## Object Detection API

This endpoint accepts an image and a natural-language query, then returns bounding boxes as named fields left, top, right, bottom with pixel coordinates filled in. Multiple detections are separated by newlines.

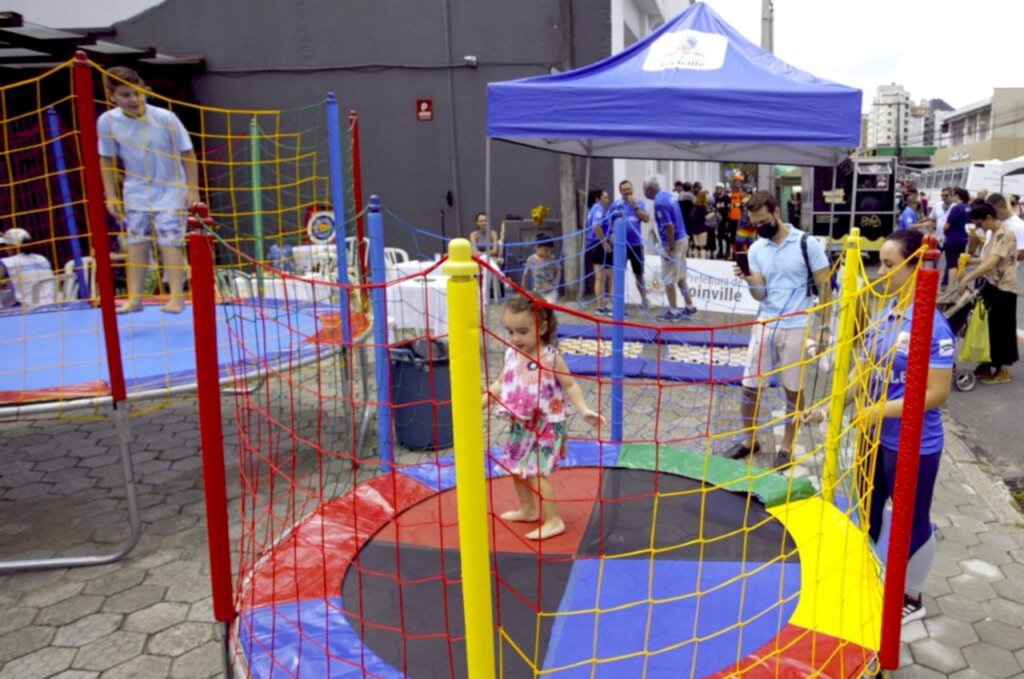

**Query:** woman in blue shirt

left=807, top=229, right=953, bottom=624
left=941, top=187, right=971, bottom=289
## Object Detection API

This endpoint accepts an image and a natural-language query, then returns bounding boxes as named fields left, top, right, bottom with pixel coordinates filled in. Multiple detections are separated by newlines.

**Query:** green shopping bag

left=958, top=302, right=991, bottom=363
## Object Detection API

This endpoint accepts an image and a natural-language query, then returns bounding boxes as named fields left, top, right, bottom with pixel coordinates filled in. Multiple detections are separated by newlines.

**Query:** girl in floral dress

left=484, top=294, right=605, bottom=540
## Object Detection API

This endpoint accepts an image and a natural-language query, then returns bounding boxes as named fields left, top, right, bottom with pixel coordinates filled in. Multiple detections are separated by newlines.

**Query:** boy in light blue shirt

left=98, top=66, right=198, bottom=314
left=730, top=191, right=833, bottom=464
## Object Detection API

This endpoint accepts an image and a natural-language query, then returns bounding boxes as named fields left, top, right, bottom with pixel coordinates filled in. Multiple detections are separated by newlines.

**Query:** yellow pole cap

left=443, top=238, right=478, bottom=277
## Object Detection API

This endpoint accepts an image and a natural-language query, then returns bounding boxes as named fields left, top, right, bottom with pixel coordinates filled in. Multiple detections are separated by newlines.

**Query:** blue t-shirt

left=585, top=202, right=606, bottom=247
left=747, top=226, right=829, bottom=329
left=653, top=190, right=686, bottom=245
left=899, top=206, right=917, bottom=230
left=604, top=198, right=645, bottom=246
left=863, top=304, right=955, bottom=455
left=943, top=203, right=970, bottom=247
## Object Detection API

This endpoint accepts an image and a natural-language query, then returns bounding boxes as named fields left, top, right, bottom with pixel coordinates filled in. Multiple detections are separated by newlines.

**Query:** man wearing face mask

left=728, top=191, right=833, bottom=466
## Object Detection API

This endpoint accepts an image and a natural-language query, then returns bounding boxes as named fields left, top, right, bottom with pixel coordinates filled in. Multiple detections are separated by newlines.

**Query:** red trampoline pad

left=372, top=467, right=603, bottom=556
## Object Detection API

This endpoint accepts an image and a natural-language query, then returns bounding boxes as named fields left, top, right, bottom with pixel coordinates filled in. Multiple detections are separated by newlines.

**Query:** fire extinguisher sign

left=416, top=99, right=433, bottom=121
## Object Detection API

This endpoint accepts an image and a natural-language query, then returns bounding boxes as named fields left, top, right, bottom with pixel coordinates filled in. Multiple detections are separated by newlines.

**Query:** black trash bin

left=389, top=338, right=453, bottom=450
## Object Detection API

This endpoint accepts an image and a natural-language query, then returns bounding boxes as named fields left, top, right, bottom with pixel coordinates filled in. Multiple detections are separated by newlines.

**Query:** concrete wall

left=112, top=0, right=614, bottom=255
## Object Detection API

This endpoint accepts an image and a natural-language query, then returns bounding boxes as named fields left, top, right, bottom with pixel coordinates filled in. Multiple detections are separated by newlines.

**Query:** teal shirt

left=748, top=226, right=829, bottom=329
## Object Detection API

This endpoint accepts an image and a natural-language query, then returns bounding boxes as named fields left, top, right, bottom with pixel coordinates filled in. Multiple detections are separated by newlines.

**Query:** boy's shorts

left=124, top=210, right=185, bottom=247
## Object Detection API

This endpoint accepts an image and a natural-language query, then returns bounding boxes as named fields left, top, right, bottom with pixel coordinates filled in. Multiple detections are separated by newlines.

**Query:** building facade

left=932, top=89, right=1024, bottom=166
left=867, top=84, right=910, bottom=148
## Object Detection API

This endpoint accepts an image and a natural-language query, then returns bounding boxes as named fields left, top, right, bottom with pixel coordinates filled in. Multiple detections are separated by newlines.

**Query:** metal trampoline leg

left=0, top=406, right=141, bottom=572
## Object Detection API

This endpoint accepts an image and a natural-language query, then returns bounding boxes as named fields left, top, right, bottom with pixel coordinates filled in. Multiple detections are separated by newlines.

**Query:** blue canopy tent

left=483, top=2, right=862, bottom=441
left=485, top=2, right=862, bottom=165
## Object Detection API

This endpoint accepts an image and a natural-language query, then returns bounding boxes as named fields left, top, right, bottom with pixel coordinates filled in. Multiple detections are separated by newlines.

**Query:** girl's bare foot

left=161, top=300, right=185, bottom=314
left=500, top=509, right=538, bottom=522
left=525, top=518, right=565, bottom=540
left=116, top=301, right=143, bottom=314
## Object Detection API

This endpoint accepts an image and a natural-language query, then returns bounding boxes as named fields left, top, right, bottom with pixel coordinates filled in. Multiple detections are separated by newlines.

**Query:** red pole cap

left=922, top=234, right=940, bottom=261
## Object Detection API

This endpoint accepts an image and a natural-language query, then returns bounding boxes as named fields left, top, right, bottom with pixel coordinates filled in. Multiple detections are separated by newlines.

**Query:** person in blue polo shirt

left=731, top=191, right=833, bottom=464
left=603, top=179, right=650, bottom=311
left=585, top=189, right=613, bottom=315
left=806, top=228, right=954, bottom=624
left=899, top=190, right=921, bottom=230
left=644, top=177, right=696, bottom=320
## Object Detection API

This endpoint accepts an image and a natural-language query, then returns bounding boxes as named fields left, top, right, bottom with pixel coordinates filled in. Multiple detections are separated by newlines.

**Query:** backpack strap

left=800, top=232, right=816, bottom=297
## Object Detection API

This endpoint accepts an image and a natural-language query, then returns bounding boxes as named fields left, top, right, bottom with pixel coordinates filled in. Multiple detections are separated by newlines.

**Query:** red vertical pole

left=879, top=241, right=940, bottom=669
left=73, top=52, right=126, bottom=404
left=189, top=232, right=235, bottom=624
left=348, top=110, right=367, bottom=286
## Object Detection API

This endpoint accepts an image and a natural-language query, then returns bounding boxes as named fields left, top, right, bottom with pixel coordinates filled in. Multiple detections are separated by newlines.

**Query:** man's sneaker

left=657, top=310, right=679, bottom=321
left=723, top=441, right=761, bottom=460
left=902, top=595, right=925, bottom=624
left=981, top=367, right=1011, bottom=385
left=679, top=306, right=698, bottom=317
left=595, top=307, right=611, bottom=316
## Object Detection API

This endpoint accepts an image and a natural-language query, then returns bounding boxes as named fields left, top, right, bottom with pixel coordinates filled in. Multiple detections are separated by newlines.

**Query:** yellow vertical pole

left=822, top=227, right=862, bottom=502
left=443, top=238, right=496, bottom=678
left=957, top=252, right=969, bottom=279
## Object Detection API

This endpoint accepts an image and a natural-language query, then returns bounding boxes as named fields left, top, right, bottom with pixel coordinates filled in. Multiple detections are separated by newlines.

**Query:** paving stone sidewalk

left=0, top=401, right=1022, bottom=678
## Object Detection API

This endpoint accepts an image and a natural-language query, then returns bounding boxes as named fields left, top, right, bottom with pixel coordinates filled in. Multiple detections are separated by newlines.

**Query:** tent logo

left=643, top=29, right=727, bottom=71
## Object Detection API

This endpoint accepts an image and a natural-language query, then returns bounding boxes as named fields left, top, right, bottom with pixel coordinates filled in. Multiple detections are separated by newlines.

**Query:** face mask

left=756, top=219, right=779, bottom=240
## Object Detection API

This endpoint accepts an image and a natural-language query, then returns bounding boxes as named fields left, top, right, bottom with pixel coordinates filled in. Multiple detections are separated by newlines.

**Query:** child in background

left=98, top=66, right=198, bottom=314
left=485, top=294, right=604, bottom=540
left=521, top=233, right=560, bottom=304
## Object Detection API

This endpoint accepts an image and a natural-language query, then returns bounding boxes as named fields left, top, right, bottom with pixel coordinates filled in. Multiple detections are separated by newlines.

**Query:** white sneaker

left=902, top=595, right=925, bottom=624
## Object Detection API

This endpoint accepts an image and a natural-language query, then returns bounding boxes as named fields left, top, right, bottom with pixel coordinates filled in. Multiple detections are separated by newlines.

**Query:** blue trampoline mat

left=0, top=301, right=329, bottom=400
left=562, top=354, right=746, bottom=383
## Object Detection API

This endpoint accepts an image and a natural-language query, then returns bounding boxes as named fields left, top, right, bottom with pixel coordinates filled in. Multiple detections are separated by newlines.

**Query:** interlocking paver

left=20, top=580, right=85, bottom=608
left=967, top=542, right=1014, bottom=565
left=82, top=568, right=147, bottom=597
left=52, top=613, right=122, bottom=648
left=950, top=669, right=1005, bottom=679
left=939, top=525, right=982, bottom=547
left=974, top=619, right=1024, bottom=652
left=36, top=595, right=105, bottom=626
left=935, top=593, right=988, bottom=622
left=960, top=641, right=1023, bottom=678
left=165, top=577, right=213, bottom=604
left=101, top=584, right=167, bottom=614
left=909, top=636, right=968, bottom=674
left=921, top=616, right=980, bottom=646
left=958, top=557, right=1004, bottom=581
left=98, top=654, right=172, bottom=679
left=147, top=621, right=215, bottom=657
left=49, top=671, right=99, bottom=679
left=947, top=573, right=998, bottom=600
left=123, top=602, right=190, bottom=634
left=0, top=625, right=56, bottom=665
left=892, top=666, right=946, bottom=679
left=169, top=640, right=221, bottom=679
left=0, top=646, right=76, bottom=679
left=71, top=631, right=147, bottom=672
left=0, top=607, right=38, bottom=636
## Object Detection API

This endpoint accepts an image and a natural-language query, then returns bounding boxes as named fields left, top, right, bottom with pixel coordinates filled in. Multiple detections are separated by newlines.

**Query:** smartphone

left=735, top=252, right=750, bottom=276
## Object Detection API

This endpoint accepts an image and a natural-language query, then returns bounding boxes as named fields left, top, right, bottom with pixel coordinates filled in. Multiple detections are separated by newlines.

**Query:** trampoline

left=233, top=441, right=882, bottom=678
left=0, top=300, right=370, bottom=414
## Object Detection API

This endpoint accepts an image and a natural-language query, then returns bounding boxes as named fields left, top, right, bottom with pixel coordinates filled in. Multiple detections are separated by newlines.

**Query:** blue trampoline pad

left=0, top=301, right=328, bottom=402
left=559, top=324, right=749, bottom=348
left=542, top=559, right=801, bottom=677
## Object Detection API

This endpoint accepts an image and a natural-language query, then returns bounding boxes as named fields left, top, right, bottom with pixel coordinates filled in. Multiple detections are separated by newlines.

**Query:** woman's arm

left=960, top=249, right=1002, bottom=286
left=876, top=367, right=952, bottom=419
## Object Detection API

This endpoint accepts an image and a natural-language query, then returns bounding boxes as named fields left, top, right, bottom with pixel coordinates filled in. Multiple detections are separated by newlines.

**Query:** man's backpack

left=800, top=232, right=819, bottom=298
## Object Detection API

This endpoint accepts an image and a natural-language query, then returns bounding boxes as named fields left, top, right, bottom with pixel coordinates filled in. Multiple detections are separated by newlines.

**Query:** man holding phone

left=603, top=179, right=651, bottom=311
left=729, top=191, right=832, bottom=466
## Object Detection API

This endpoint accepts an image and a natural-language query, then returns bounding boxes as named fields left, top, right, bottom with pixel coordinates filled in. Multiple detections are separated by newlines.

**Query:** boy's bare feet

left=500, top=509, right=538, bottom=523
left=525, top=518, right=565, bottom=540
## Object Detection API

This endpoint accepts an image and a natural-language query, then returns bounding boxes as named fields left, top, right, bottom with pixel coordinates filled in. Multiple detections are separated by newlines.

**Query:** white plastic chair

left=383, top=247, right=410, bottom=266
left=59, top=256, right=97, bottom=301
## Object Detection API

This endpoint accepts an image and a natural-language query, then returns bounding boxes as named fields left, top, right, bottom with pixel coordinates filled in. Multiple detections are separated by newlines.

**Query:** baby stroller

left=937, top=285, right=983, bottom=392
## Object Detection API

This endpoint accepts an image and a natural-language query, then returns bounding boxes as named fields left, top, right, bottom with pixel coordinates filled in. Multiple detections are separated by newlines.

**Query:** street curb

left=944, top=424, right=1023, bottom=525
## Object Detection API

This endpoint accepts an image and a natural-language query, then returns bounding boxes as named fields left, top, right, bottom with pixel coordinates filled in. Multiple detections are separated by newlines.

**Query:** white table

left=387, top=276, right=448, bottom=339
left=388, top=259, right=437, bottom=281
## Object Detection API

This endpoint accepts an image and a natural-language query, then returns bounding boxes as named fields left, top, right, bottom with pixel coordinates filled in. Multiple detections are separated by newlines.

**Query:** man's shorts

left=587, top=242, right=611, bottom=269
left=124, top=210, right=185, bottom=247
left=741, top=325, right=808, bottom=393
left=661, top=238, right=689, bottom=285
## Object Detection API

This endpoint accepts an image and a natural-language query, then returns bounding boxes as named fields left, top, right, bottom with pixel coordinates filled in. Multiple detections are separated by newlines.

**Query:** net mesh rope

left=0, top=60, right=356, bottom=419
left=217, top=199, right=921, bottom=677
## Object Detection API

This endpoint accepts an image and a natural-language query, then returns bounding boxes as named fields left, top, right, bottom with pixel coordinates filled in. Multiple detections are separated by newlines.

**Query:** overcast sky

left=7, top=0, right=1019, bottom=112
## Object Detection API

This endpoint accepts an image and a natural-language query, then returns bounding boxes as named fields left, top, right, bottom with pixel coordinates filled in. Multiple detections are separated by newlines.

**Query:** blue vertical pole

left=611, top=210, right=626, bottom=442
left=367, top=196, right=393, bottom=471
left=325, top=93, right=352, bottom=345
left=45, top=108, right=88, bottom=298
